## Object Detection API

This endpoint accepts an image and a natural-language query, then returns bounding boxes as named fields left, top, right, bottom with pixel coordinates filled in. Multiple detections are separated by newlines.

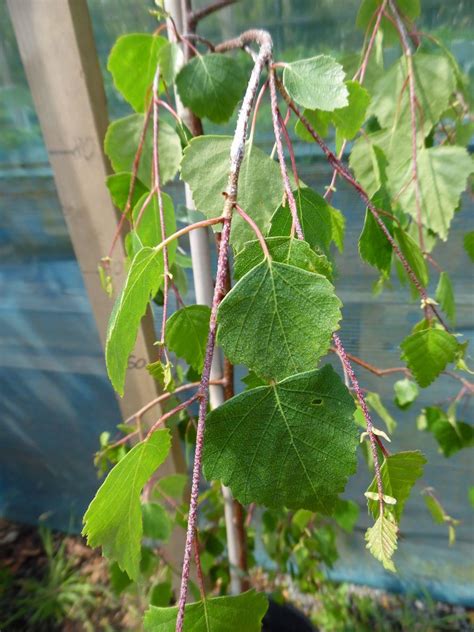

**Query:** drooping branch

left=275, top=78, right=449, bottom=330
left=388, top=0, right=424, bottom=252
left=268, top=67, right=304, bottom=239
left=152, top=67, right=171, bottom=356
left=175, top=31, right=273, bottom=632
left=188, top=0, right=238, bottom=30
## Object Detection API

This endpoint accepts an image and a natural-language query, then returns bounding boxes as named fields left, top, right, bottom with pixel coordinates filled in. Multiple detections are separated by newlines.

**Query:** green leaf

left=365, top=392, right=397, bottom=434
left=369, top=54, right=454, bottom=136
left=283, top=56, right=348, bottom=111
left=435, top=271, right=456, bottom=325
left=109, top=561, right=133, bottom=595
left=131, top=192, right=177, bottom=257
left=147, top=360, right=175, bottom=392
left=422, top=407, right=474, bottom=457
left=394, top=378, right=419, bottom=409
left=106, top=172, right=148, bottom=212
left=365, top=512, right=398, bottom=573
left=203, top=365, right=358, bottom=512
left=180, top=135, right=286, bottom=250
left=157, top=41, right=184, bottom=86
left=387, top=146, right=473, bottom=240
left=400, top=327, right=459, bottom=388
left=142, top=502, right=172, bottom=542
left=82, top=430, right=171, bottom=580
left=366, top=451, right=426, bottom=521
left=358, top=188, right=393, bottom=275
left=357, top=0, right=420, bottom=43
left=294, top=81, right=370, bottom=142
left=154, top=473, right=188, bottom=501
left=144, top=590, right=268, bottom=632
left=269, top=187, right=340, bottom=255
left=106, top=247, right=164, bottom=395
left=464, top=231, right=474, bottom=262
left=393, top=226, right=429, bottom=288
left=233, top=237, right=333, bottom=281
left=108, top=34, right=167, bottom=112
left=330, top=207, right=346, bottom=252
left=176, top=53, right=247, bottom=124
left=349, top=132, right=391, bottom=198
left=331, top=81, right=371, bottom=140
left=165, top=305, right=211, bottom=373
left=424, top=493, right=445, bottom=524
left=295, top=108, right=332, bottom=141
left=217, top=260, right=342, bottom=381
left=105, top=113, right=181, bottom=188
left=150, top=581, right=173, bottom=608
left=334, top=499, right=359, bottom=533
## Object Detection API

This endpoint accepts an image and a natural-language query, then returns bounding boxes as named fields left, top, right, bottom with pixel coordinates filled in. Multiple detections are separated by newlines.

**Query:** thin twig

left=153, top=216, right=225, bottom=254
left=152, top=67, right=171, bottom=356
left=234, top=202, right=270, bottom=259
left=268, top=67, right=304, bottom=239
left=189, top=0, right=237, bottom=29
left=331, top=348, right=410, bottom=378
left=333, top=334, right=385, bottom=514
left=146, top=394, right=200, bottom=439
left=388, top=0, right=424, bottom=252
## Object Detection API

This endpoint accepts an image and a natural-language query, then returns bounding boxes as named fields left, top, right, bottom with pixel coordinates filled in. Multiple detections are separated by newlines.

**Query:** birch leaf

left=82, top=430, right=171, bottom=580
left=105, top=114, right=181, bottom=188
left=283, top=56, right=348, bottom=111
left=400, top=327, right=459, bottom=388
left=180, top=135, right=286, bottom=250
left=217, top=260, right=342, bottom=381
left=144, top=590, right=268, bottom=632
left=106, top=247, right=164, bottom=395
left=365, top=512, right=398, bottom=572
left=176, top=54, right=247, bottom=123
left=203, top=365, right=358, bottom=512
left=165, top=305, right=211, bottom=373
left=366, top=451, right=427, bottom=521
left=435, top=271, right=456, bottom=325
left=108, top=34, right=166, bottom=112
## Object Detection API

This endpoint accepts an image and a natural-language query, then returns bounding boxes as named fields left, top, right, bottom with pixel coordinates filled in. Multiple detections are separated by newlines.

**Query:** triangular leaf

left=464, top=231, right=474, bottom=262
left=369, top=53, right=455, bottom=136
left=283, top=55, right=348, bottom=111
left=422, top=407, right=474, bottom=457
left=435, top=271, right=456, bottom=325
left=203, top=365, right=358, bottom=512
left=331, top=80, right=371, bottom=140
left=393, top=226, right=429, bottom=289
left=358, top=188, right=393, bottom=275
left=365, top=392, right=397, bottom=434
left=131, top=192, right=177, bottom=257
left=387, top=146, right=473, bottom=240
left=365, top=512, right=398, bottom=573
left=106, top=172, right=148, bottom=213
left=366, top=451, right=426, bottom=521
left=105, top=113, right=181, bottom=188
left=82, top=430, right=171, bottom=580
left=142, top=502, right=173, bottom=542
left=394, top=378, right=419, bottom=410
left=144, top=590, right=268, bottom=632
left=106, top=247, right=164, bottom=395
left=157, top=41, right=184, bottom=86
left=180, top=135, right=286, bottom=250
left=400, top=327, right=459, bottom=387
left=233, top=237, right=332, bottom=281
left=176, top=53, right=247, bottom=123
left=108, top=34, right=167, bottom=112
left=217, top=260, right=342, bottom=381
left=269, top=187, right=341, bottom=255
left=165, top=305, right=211, bottom=373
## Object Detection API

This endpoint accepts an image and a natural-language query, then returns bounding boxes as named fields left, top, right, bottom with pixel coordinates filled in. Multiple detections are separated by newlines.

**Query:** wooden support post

left=7, top=0, right=185, bottom=558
